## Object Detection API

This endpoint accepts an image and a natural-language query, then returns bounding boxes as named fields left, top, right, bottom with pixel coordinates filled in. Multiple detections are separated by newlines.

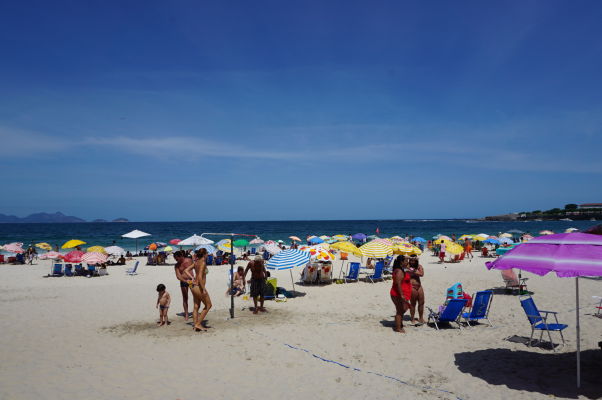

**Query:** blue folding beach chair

left=87, top=264, right=98, bottom=277
left=64, top=264, right=74, bottom=277
left=520, top=296, right=567, bottom=351
left=251, top=248, right=256, bottom=255
left=215, top=256, right=223, bottom=265
left=206, top=255, right=214, bottom=265
left=51, top=263, right=63, bottom=277
left=427, top=298, right=468, bottom=330
left=344, top=262, right=360, bottom=283
left=74, top=264, right=84, bottom=276
left=366, top=261, right=384, bottom=283
left=262, top=251, right=270, bottom=261
left=126, top=261, right=140, bottom=276
left=462, top=290, right=493, bottom=327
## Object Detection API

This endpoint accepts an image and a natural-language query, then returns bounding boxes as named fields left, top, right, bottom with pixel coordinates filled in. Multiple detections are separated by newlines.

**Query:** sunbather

left=187, top=249, right=212, bottom=332
left=408, top=257, right=425, bottom=324
left=390, top=256, right=411, bottom=333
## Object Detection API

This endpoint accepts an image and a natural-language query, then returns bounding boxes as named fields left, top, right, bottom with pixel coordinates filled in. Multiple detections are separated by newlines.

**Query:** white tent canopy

left=121, top=230, right=151, bottom=239
left=178, top=234, right=214, bottom=246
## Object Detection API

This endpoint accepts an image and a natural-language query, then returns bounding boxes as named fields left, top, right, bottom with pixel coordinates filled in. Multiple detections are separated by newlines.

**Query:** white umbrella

left=105, top=246, right=126, bottom=256
left=264, top=243, right=282, bottom=255
left=179, top=234, right=214, bottom=246
left=121, top=230, right=151, bottom=252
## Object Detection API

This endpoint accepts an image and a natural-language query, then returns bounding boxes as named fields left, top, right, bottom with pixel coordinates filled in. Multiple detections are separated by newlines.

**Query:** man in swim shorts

left=174, top=251, right=194, bottom=321
left=244, top=256, right=267, bottom=314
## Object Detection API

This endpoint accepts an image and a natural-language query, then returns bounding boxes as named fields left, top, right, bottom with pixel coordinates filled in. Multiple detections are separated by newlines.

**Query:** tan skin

left=244, top=259, right=267, bottom=314
left=391, top=265, right=410, bottom=333
left=408, top=259, right=425, bottom=324
left=174, top=254, right=194, bottom=321
left=185, top=251, right=212, bottom=332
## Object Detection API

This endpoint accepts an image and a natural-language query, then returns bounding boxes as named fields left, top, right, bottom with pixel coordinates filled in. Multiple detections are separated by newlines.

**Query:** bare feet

left=253, top=309, right=258, bottom=314
left=418, top=319, right=425, bottom=324
left=159, top=321, right=165, bottom=326
left=411, top=319, right=418, bottom=325
left=259, top=307, right=267, bottom=312
left=194, top=326, right=207, bottom=332
left=393, top=328, right=406, bottom=333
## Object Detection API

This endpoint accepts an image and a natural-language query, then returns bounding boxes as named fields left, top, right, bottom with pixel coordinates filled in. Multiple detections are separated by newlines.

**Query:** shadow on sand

left=454, top=348, right=602, bottom=399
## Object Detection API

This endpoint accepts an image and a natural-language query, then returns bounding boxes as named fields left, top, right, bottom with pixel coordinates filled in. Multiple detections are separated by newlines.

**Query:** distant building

left=579, top=203, right=602, bottom=209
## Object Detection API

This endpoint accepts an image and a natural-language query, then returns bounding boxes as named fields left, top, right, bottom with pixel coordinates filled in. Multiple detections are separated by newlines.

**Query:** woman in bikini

left=185, top=248, right=213, bottom=332
left=390, top=255, right=411, bottom=333
left=408, top=257, right=425, bottom=325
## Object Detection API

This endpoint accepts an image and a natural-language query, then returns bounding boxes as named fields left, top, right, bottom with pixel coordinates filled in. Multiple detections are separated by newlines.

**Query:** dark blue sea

left=0, top=219, right=597, bottom=252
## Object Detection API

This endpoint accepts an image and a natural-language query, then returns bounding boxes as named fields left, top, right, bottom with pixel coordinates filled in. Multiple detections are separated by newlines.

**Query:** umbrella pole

left=290, top=269, right=296, bottom=297
left=576, top=277, right=581, bottom=389
left=230, top=235, right=235, bottom=319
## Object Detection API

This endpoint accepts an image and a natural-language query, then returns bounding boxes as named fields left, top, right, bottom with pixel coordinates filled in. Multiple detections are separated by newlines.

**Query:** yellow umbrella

left=434, top=238, right=451, bottom=245
left=500, top=233, right=513, bottom=238
left=163, top=246, right=173, bottom=252
left=62, top=239, right=86, bottom=249
left=330, top=241, right=362, bottom=256
left=319, top=235, right=331, bottom=241
left=35, top=242, right=52, bottom=251
left=332, top=234, right=349, bottom=242
left=87, top=246, right=106, bottom=254
left=458, top=234, right=474, bottom=241
left=217, top=239, right=232, bottom=252
left=473, top=235, right=488, bottom=241
left=445, top=242, right=464, bottom=255
left=359, top=241, right=393, bottom=258
left=392, top=243, right=422, bottom=256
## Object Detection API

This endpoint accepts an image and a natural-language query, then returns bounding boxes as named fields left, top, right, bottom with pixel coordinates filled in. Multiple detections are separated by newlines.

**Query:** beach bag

left=462, top=292, right=473, bottom=308
left=446, top=283, right=463, bottom=300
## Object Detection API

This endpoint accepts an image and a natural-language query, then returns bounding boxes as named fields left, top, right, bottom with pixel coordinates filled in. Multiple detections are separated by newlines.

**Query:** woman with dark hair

left=185, top=248, right=212, bottom=332
left=390, top=255, right=411, bottom=333
left=408, top=257, right=425, bottom=325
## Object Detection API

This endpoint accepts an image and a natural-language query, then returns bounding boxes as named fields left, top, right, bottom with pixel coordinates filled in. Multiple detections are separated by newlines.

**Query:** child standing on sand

left=156, top=284, right=171, bottom=326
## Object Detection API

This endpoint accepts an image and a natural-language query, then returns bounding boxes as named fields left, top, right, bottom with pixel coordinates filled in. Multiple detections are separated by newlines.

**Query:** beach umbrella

left=39, top=251, right=63, bottom=260
left=412, top=237, right=427, bottom=243
left=179, top=234, right=214, bottom=246
left=267, top=249, right=311, bottom=295
left=374, top=238, right=394, bottom=246
left=438, top=235, right=452, bottom=241
left=392, top=242, right=422, bottom=256
left=87, top=246, right=106, bottom=254
left=445, top=242, right=464, bottom=255
left=539, top=230, right=555, bottom=235
left=233, top=239, right=249, bottom=248
left=433, top=238, right=450, bottom=245
left=306, top=235, right=317, bottom=241
left=507, top=229, right=524, bottom=234
left=162, top=246, right=173, bottom=252
left=61, top=239, right=86, bottom=249
left=264, top=243, right=282, bottom=255
left=155, top=242, right=168, bottom=247
left=495, top=243, right=520, bottom=256
left=332, top=234, right=349, bottom=242
left=300, top=246, right=335, bottom=261
left=216, top=239, right=232, bottom=253
left=487, top=233, right=602, bottom=388
left=351, top=233, right=367, bottom=241
left=148, top=243, right=158, bottom=251
left=288, top=236, right=301, bottom=242
left=81, top=251, right=108, bottom=265
left=64, top=250, right=85, bottom=263
left=521, top=234, right=534, bottom=241
left=121, top=229, right=151, bottom=252
left=330, top=241, right=362, bottom=256
left=499, top=237, right=514, bottom=245
left=309, top=237, right=324, bottom=244
left=169, top=239, right=181, bottom=245
left=249, top=236, right=264, bottom=245
left=105, top=246, right=126, bottom=256
left=500, top=233, right=513, bottom=238
left=3, top=242, right=24, bottom=254
left=565, top=228, right=579, bottom=233
left=359, top=241, right=393, bottom=258
left=483, top=238, right=501, bottom=245
left=35, top=242, right=52, bottom=251
left=459, top=234, right=474, bottom=241
left=194, top=244, right=217, bottom=254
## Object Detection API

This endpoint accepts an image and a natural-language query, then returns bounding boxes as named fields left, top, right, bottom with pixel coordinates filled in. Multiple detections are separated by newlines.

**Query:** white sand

left=0, top=253, right=601, bottom=399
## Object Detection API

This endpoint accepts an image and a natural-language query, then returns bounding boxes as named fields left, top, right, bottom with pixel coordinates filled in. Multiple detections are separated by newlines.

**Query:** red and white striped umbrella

left=64, top=250, right=85, bottom=263
left=81, top=252, right=108, bottom=265
left=3, top=242, right=24, bottom=254
left=169, top=239, right=181, bottom=245
left=39, top=251, right=63, bottom=260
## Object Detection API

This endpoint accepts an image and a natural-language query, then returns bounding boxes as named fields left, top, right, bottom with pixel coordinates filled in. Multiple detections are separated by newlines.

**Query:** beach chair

left=215, top=256, right=223, bottom=265
left=74, top=264, right=85, bottom=276
left=319, top=263, right=333, bottom=284
left=126, top=261, right=140, bottom=276
left=264, top=277, right=277, bottom=300
left=262, top=251, right=270, bottom=261
left=366, top=261, right=384, bottom=283
left=520, top=296, right=567, bottom=350
left=251, top=248, right=256, bottom=255
left=427, top=298, right=468, bottom=330
left=344, top=262, right=360, bottom=283
left=50, top=263, right=64, bottom=277
left=0, top=255, right=4, bottom=263
left=87, top=265, right=99, bottom=277
left=302, top=264, right=318, bottom=284
left=501, top=269, right=528, bottom=294
left=462, top=290, right=493, bottom=327
left=206, top=255, right=213, bottom=265
left=64, top=264, right=74, bottom=277
left=594, top=296, right=602, bottom=318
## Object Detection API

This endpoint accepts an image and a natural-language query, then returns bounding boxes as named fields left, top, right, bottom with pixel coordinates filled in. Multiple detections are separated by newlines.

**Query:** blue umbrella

left=267, top=249, right=311, bottom=296
left=309, top=237, right=324, bottom=244
left=483, top=238, right=500, bottom=245
left=351, top=233, right=367, bottom=241
left=413, top=237, right=427, bottom=243
left=499, top=237, right=514, bottom=245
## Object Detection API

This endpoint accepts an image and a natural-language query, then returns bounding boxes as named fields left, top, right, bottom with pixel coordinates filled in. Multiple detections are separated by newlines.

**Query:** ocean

left=0, top=219, right=597, bottom=252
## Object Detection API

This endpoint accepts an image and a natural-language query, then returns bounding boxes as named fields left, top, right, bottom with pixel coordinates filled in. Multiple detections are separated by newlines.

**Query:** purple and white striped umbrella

left=486, top=232, right=602, bottom=277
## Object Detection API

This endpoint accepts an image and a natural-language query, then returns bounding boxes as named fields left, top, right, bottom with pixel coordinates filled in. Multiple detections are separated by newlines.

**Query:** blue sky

left=1, top=1, right=601, bottom=221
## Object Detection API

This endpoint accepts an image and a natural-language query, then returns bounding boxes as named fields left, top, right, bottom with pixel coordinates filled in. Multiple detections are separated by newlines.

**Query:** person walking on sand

left=390, top=255, right=411, bottom=333
left=408, top=257, right=425, bottom=325
left=173, top=251, right=194, bottom=321
left=438, top=241, right=446, bottom=263
left=244, top=256, right=267, bottom=314
left=185, top=249, right=213, bottom=332
left=156, top=284, right=171, bottom=326
left=463, top=238, right=473, bottom=261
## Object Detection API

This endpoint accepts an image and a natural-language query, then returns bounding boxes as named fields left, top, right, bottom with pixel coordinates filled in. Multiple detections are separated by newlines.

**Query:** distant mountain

left=112, top=218, right=129, bottom=222
left=0, top=212, right=86, bottom=223
left=92, top=219, right=108, bottom=223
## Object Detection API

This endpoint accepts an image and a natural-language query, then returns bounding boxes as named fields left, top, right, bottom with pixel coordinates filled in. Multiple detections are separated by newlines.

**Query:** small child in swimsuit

left=156, top=283, right=171, bottom=326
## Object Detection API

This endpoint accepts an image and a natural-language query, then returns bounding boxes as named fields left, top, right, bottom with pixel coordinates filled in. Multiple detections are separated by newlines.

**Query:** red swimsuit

left=390, top=270, right=412, bottom=299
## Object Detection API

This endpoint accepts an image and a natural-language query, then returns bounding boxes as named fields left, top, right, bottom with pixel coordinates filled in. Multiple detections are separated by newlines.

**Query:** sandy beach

left=0, top=252, right=601, bottom=400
